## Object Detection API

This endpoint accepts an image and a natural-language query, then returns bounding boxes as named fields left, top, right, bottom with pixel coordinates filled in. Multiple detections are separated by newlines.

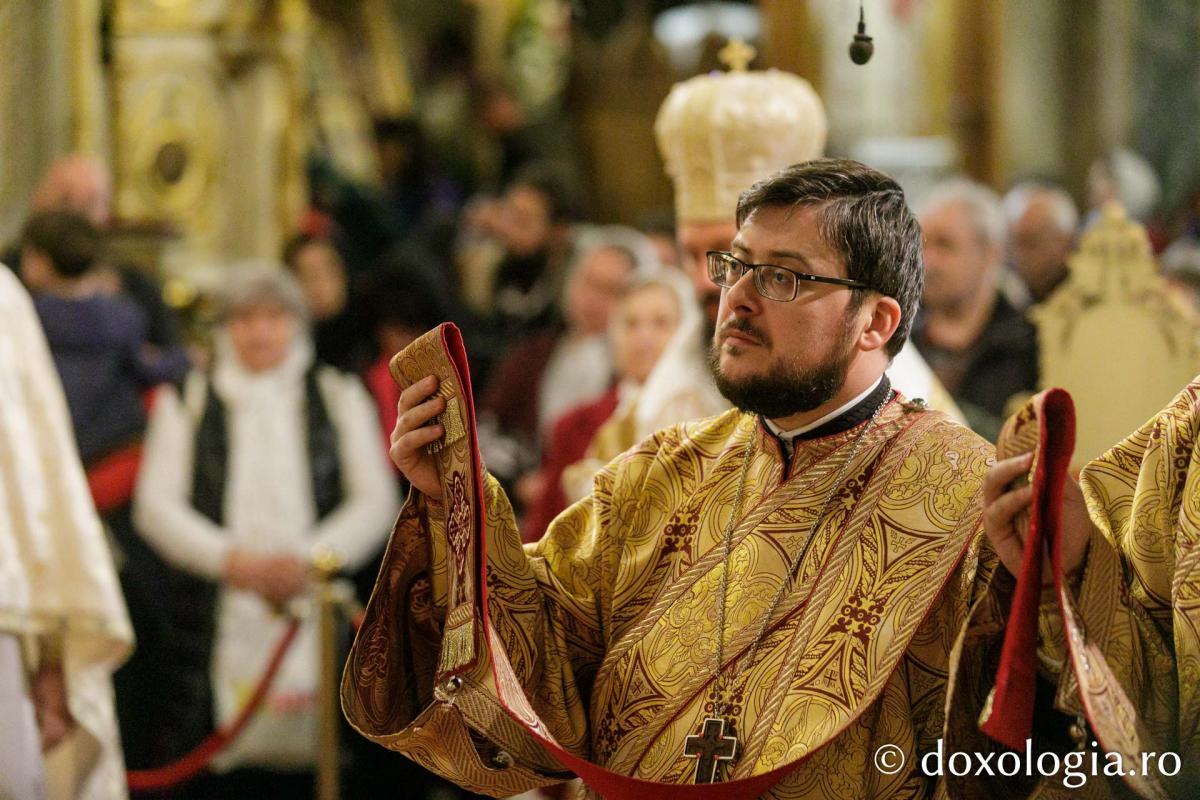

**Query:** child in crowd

left=20, top=210, right=189, bottom=465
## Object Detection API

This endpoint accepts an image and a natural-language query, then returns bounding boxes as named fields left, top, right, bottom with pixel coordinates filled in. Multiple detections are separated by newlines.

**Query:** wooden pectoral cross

left=683, top=717, right=738, bottom=784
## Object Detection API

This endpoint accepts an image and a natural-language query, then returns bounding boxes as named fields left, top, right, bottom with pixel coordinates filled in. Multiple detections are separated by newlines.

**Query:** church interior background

left=6, top=0, right=1198, bottom=420
left=6, top=0, right=1199, bottom=265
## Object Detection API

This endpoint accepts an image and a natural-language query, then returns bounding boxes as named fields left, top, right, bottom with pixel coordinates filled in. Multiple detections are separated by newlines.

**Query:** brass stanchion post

left=314, top=550, right=342, bottom=800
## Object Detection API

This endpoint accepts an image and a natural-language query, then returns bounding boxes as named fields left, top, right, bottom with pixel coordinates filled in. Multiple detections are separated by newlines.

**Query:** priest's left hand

left=31, top=664, right=74, bottom=751
left=983, top=453, right=1093, bottom=587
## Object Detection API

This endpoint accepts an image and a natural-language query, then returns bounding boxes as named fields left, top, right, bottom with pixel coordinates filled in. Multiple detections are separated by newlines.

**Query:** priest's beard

left=708, top=315, right=858, bottom=420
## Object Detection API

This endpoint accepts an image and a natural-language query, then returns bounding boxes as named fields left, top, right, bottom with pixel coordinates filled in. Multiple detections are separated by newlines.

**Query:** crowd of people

left=3, top=64, right=1200, bottom=800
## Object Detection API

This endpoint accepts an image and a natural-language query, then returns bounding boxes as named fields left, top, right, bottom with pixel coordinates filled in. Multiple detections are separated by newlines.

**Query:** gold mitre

left=655, top=40, right=827, bottom=223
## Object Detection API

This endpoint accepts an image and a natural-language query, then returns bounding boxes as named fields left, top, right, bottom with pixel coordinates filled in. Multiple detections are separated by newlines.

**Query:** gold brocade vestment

left=344, top=399, right=997, bottom=799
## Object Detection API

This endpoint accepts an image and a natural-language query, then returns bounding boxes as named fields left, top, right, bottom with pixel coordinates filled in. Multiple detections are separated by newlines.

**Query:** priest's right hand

left=390, top=374, right=445, bottom=500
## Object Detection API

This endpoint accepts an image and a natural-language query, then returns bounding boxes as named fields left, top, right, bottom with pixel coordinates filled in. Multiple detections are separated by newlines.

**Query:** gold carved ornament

left=1031, top=202, right=1200, bottom=469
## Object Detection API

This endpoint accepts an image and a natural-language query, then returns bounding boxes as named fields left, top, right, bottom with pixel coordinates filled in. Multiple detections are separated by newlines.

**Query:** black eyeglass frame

left=706, top=250, right=873, bottom=302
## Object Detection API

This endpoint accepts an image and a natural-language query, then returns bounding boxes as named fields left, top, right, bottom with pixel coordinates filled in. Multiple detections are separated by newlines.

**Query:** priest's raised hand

left=390, top=374, right=447, bottom=499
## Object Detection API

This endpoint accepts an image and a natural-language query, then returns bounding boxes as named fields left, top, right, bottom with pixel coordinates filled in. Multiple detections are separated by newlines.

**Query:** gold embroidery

left=428, top=380, right=466, bottom=453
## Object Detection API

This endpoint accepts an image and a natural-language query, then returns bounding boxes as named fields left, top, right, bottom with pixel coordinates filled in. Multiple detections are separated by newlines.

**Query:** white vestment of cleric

left=0, top=264, right=134, bottom=800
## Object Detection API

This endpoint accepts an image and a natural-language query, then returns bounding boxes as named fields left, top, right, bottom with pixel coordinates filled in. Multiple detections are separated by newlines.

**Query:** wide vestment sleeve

left=942, top=379, right=1200, bottom=799
left=342, top=434, right=650, bottom=796
left=1066, top=379, right=1200, bottom=796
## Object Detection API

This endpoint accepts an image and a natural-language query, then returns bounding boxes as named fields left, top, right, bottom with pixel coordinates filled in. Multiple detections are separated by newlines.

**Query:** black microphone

left=849, top=3, right=874, bottom=65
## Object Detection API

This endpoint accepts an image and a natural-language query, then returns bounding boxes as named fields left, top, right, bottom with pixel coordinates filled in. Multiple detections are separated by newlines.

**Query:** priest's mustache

left=718, top=318, right=769, bottom=347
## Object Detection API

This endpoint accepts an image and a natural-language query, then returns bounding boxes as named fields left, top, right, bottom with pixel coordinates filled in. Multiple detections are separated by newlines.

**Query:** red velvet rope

left=126, top=619, right=302, bottom=793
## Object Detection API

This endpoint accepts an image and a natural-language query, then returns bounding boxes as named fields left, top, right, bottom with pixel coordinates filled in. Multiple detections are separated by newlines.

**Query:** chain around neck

left=711, top=399, right=888, bottom=722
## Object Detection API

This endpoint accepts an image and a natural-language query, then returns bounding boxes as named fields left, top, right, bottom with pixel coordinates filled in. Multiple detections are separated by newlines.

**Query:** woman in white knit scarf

left=133, top=267, right=398, bottom=795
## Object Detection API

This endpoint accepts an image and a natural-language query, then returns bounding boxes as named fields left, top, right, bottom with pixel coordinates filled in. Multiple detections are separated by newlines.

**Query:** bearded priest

left=634, top=43, right=961, bottom=446
left=342, top=159, right=1018, bottom=799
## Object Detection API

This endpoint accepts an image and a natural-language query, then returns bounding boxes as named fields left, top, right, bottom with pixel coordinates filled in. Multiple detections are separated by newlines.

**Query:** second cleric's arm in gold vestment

left=344, top=396, right=1002, bottom=799
left=944, top=378, right=1200, bottom=799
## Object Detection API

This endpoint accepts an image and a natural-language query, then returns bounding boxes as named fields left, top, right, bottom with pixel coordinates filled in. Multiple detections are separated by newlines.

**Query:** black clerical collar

left=764, top=375, right=893, bottom=444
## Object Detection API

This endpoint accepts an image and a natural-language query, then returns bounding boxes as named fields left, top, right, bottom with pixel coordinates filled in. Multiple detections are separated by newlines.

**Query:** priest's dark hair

left=735, top=158, right=923, bottom=358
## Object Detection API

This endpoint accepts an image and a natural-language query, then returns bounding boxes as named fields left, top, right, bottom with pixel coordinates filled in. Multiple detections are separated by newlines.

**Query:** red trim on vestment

left=980, top=389, right=1075, bottom=750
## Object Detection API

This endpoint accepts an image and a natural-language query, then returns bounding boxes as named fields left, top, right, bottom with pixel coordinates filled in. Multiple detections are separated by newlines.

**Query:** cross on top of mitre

left=719, top=38, right=757, bottom=72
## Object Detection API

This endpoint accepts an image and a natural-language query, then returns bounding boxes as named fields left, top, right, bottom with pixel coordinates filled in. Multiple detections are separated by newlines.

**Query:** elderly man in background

left=0, top=263, right=134, bottom=800
left=1002, top=181, right=1079, bottom=307
left=913, top=178, right=1039, bottom=439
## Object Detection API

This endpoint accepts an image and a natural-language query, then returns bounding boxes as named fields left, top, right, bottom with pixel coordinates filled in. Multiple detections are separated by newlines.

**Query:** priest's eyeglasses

left=706, top=251, right=871, bottom=302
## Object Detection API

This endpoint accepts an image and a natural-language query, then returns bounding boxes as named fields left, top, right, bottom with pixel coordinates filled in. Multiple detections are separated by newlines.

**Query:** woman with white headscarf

left=132, top=267, right=397, bottom=795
